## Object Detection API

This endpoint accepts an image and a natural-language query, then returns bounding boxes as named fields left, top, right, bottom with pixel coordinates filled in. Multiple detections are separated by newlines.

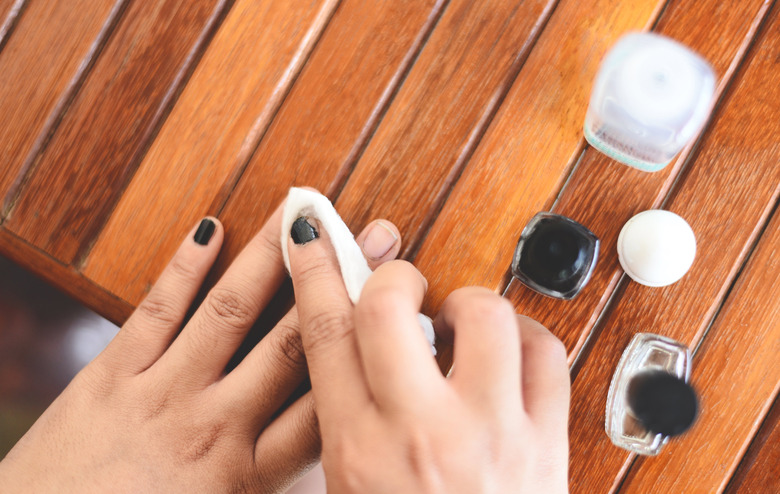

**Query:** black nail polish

left=193, top=218, right=216, bottom=245
left=291, top=216, right=319, bottom=245
left=511, top=212, right=599, bottom=299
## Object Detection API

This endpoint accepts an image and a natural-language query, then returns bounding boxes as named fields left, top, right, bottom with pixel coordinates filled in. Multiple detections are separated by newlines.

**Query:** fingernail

left=362, top=221, right=398, bottom=260
left=291, top=217, right=319, bottom=245
left=193, top=218, right=215, bottom=245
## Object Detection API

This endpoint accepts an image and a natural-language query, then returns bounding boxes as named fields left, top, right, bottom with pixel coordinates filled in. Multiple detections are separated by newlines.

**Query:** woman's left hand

left=0, top=197, right=402, bottom=493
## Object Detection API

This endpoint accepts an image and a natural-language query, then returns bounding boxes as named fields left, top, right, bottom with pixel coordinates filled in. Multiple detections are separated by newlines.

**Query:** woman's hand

left=0, top=199, right=403, bottom=493
left=287, top=216, right=570, bottom=493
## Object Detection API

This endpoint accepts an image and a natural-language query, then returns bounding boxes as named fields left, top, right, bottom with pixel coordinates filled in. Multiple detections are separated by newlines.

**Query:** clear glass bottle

left=605, top=333, right=697, bottom=455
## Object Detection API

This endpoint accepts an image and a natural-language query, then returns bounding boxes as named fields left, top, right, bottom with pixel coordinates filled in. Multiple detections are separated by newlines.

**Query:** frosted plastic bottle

left=585, top=33, right=715, bottom=172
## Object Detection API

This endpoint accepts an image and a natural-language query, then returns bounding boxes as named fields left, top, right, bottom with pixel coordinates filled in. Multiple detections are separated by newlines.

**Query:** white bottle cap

left=617, top=210, right=696, bottom=287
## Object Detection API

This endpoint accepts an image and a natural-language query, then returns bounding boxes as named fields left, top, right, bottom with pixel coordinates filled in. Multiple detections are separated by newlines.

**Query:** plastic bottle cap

left=617, top=210, right=696, bottom=287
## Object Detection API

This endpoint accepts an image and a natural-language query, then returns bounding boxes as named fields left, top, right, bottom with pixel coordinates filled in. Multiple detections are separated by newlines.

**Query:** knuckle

left=203, top=286, right=256, bottom=330
left=304, top=309, right=353, bottom=352
left=532, top=334, right=568, bottom=366
left=73, top=364, right=118, bottom=401
left=136, top=296, right=181, bottom=326
left=169, top=255, right=201, bottom=284
left=293, top=396, right=321, bottom=452
left=249, top=228, right=282, bottom=261
left=294, top=254, right=332, bottom=285
left=459, top=292, right=515, bottom=323
left=272, top=324, right=307, bottom=374
left=183, top=422, right=226, bottom=463
left=357, top=285, right=410, bottom=320
left=141, top=386, right=173, bottom=421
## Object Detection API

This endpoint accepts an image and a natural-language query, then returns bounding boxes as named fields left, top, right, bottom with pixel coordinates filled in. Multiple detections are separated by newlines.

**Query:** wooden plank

left=410, top=0, right=666, bottom=315
left=619, top=206, right=780, bottom=491
left=725, top=396, right=780, bottom=494
left=5, top=0, right=232, bottom=264
left=0, top=0, right=25, bottom=49
left=0, top=228, right=133, bottom=325
left=565, top=4, right=780, bottom=490
left=4, top=0, right=231, bottom=265
left=333, top=0, right=557, bottom=249
left=503, top=0, right=772, bottom=362
left=214, top=0, right=447, bottom=276
left=82, top=0, right=340, bottom=304
left=0, top=0, right=125, bottom=205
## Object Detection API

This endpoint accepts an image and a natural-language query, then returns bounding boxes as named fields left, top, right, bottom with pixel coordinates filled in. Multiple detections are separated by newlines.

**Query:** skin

left=0, top=192, right=570, bottom=492
left=0, top=201, right=403, bottom=493
left=288, top=218, right=570, bottom=493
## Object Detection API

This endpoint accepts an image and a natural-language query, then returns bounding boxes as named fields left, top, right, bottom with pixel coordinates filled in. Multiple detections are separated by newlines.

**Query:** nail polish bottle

left=606, top=333, right=698, bottom=455
left=584, top=32, right=715, bottom=172
left=511, top=212, right=599, bottom=300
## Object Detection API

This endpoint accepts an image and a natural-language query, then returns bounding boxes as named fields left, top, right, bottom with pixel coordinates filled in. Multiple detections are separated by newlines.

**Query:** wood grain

left=82, top=0, right=340, bottom=304
left=333, top=0, right=556, bottom=248
left=410, top=0, right=665, bottom=316
left=0, top=0, right=125, bottom=206
left=214, top=0, right=446, bottom=276
left=0, top=0, right=25, bottom=49
left=619, top=204, right=780, bottom=491
left=5, top=0, right=230, bottom=264
left=725, top=396, right=780, bottom=494
left=0, top=229, right=133, bottom=325
left=566, top=4, right=780, bottom=490
left=503, top=0, right=772, bottom=363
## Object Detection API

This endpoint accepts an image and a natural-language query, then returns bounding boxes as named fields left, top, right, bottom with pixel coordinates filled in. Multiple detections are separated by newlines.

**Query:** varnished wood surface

left=0, top=0, right=25, bottom=49
left=83, top=0, right=341, bottom=303
left=5, top=0, right=231, bottom=264
left=0, top=0, right=125, bottom=202
left=1, top=1, right=778, bottom=492
left=727, top=397, right=780, bottom=494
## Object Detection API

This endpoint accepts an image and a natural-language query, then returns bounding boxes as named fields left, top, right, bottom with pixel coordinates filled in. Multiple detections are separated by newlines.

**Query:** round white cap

left=617, top=210, right=696, bottom=287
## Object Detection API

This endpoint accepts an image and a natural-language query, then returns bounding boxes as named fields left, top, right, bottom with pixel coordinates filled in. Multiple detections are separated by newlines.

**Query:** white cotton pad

left=281, top=187, right=372, bottom=304
left=281, top=187, right=436, bottom=354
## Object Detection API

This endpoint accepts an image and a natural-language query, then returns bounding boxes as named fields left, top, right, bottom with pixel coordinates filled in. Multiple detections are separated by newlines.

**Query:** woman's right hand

left=287, top=216, right=570, bottom=493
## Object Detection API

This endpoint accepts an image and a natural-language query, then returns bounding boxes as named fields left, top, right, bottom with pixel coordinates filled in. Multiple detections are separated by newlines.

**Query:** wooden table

left=1, top=0, right=778, bottom=491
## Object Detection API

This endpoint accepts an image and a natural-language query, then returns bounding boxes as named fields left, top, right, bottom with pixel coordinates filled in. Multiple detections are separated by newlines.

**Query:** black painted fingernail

left=194, top=218, right=216, bottom=245
left=291, top=216, right=319, bottom=245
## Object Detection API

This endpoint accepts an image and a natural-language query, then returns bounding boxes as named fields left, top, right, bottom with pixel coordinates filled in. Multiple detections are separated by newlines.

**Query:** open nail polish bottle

left=606, top=333, right=698, bottom=455
left=584, top=32, right=715, bottom=172
left=511, top=212, right=599, bottom=300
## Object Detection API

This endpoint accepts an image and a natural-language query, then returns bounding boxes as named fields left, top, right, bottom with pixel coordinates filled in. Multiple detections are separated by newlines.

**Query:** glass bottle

left=605, top=333, right=698, bottom=455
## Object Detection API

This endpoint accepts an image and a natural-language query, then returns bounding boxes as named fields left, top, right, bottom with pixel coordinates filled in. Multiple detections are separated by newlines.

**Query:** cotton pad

left=281, top=187, right=436, bottom=353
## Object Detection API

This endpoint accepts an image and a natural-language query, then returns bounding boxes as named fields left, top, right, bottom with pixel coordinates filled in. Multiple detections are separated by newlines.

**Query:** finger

left=518, top=316, right=570, bottom=434
left=217, top=309, right=307, bottom=432
left=253, top=393, right=321, bottom=492
left=355, top=219, right=401, bottom=270
left=435, top=288, right=522, bottom=411
left=220, top=220, right=403, bottom=431
left=102, top=218, right=222, bottom=374
left=157, top=202, right=287, bottom=384
left=353, top=261, right=440, bottom=412
left=287, top=215, right=370, bottom=425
